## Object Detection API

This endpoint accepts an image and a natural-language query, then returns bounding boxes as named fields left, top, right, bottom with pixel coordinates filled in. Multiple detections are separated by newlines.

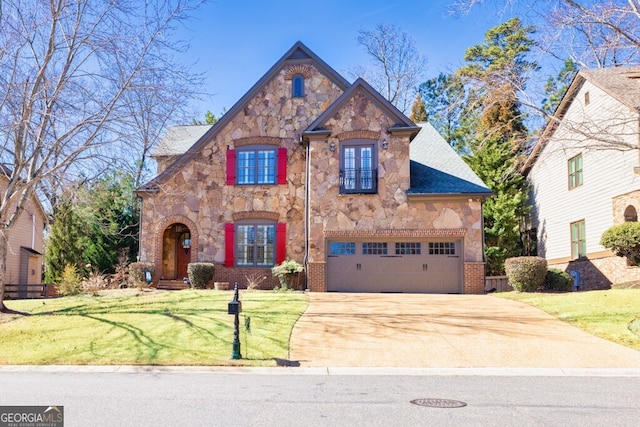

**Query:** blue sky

left=179, top=0, right=531, bottom=118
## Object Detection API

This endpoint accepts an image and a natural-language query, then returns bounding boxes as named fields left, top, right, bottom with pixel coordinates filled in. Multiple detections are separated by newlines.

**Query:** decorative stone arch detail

left=152, top=215, right=199, bottom=280
left=233, top=136, right=281, bottom=147
left=232, top=210, right=280, bottom=222
left=336, top=130, right=380, bottom=142
left=284, top=64, right=313, bottom=80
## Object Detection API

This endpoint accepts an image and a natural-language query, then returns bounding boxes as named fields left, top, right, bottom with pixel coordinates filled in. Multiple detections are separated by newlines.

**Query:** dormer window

left=292, top=74, right=304, bottom=98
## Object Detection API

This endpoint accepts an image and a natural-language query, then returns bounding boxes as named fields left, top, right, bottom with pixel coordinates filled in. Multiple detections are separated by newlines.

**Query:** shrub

left=272, top=259, right=304, bottom=290
left=57, top=264, right=82, bottom=296
left=244, top=272, right=268, bottom=291
left=129, top=262, right=154, bottom=288
left=504, top=256, right=547, bottom=292
left=600, top=222, right=640, bottom=266
left=544, top=268, right=572, bottom=292
left=187, top=263, right=216, bottom=289
left=82, top=270, right=110, bottom=295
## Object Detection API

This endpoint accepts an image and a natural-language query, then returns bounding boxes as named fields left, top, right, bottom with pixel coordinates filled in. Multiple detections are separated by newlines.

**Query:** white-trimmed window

left=236, top=222, right=276, bottom=267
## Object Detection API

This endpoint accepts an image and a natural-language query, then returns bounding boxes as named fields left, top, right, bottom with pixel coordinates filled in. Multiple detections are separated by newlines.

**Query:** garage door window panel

left=362, top=242, right=387, bottom=255
left=428, top=242, right=456, bottom=255
left=395, top=242, right=421, bottom=255
left=330, top=242, right=356, bottom=255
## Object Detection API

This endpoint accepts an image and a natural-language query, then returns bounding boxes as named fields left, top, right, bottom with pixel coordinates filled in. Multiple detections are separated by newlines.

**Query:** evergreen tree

left=77, top=171, right=139, bottom=273
left=457, top=18, right=537, bottom=275
left=541, top=59, right=577, bottom=117
left=409, top=93, right=427, bottom=122
left=417, top=72, right=475, bottom=152
left=44, top=194, right=86, bottom=283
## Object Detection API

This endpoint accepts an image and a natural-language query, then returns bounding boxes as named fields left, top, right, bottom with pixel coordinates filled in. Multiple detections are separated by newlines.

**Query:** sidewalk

left=289, top=293, right=640, bottom=368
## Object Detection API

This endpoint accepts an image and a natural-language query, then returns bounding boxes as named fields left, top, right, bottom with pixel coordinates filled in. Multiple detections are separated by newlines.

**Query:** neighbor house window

left=584, top=91, right=590, bottom=105
left=568, top=154, right=583, bottom=190
left=570, top=220, right=586, bottom=259
left=226, top=146, right=287, bottom=185
left=292, top=74, right=305, bottom=97
left=340, top=141, right=377, bottom=194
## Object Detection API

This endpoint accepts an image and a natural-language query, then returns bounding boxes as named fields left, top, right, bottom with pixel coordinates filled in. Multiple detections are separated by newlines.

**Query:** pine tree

left=409, top=93, right=427, bottom=122
left=457, top=18, right=537, bottom=275
left=44, top=195, right=86, bottom=283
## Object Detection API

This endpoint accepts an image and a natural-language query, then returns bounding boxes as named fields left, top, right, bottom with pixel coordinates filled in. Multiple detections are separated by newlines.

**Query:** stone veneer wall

left=302, top=89, right=486, bottom=293
left=138, top=63, right=344, bottom=278
left=549, top=254, right=639, bottom=290
left=139, top=62, right=488, bottom=294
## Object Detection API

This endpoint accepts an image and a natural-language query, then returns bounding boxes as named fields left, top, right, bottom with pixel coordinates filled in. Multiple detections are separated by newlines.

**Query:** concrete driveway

left=289, top=293, right=640, bottom=368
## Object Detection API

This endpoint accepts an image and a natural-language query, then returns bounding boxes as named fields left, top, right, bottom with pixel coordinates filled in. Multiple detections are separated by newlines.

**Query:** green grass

left=0, top=289, right=308, bottom=366
left=496, top=289, right=640, bottom=351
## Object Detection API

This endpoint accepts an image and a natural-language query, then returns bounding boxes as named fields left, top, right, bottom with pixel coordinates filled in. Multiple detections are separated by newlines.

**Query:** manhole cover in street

left=410, top=398, right=467, bottom=408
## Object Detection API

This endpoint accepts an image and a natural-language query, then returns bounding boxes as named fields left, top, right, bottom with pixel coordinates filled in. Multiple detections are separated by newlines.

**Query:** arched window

left=624, top=205, right=638, bottom=222
left=292, top=74, right=304, bottom=97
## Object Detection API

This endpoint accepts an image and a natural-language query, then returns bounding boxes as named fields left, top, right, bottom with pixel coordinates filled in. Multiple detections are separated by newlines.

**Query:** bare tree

left=0, top=0, right=204, bottom=312
left=452, top=0, right=640, bottom=153
left=452, top=0, right=640, bottom=68
left=353, top=23, right=428, bottom=114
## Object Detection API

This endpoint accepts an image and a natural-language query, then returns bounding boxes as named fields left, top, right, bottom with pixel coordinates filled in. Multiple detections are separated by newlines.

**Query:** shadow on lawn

left=18, top=293, right=302, bottom=364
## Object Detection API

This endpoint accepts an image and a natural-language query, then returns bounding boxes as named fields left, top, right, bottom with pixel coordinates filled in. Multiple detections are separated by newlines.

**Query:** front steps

left=156, top=280, right=190, bottom=290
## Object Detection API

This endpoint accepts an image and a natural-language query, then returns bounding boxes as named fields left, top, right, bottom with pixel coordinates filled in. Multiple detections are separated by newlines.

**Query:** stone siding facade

left=138, top=44, right=488, bottom=294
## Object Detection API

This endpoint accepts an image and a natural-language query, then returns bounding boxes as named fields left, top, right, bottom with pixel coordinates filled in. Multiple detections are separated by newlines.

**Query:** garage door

left=326, top=240, right=462, bottom=293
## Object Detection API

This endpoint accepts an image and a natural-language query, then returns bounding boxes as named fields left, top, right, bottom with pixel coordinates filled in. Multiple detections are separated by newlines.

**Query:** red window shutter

left=276, top=223, right=286, bottom=265
left=277, top=147, right=287, bottom=185
left=225, top=223, right=235, bottom=267
left=226, top=149, right=236, bottom=185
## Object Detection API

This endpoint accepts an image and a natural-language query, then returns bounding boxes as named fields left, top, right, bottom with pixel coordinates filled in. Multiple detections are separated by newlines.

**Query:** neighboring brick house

left=1, top=167, right=47, bottom=296
left=524, top=66, right=640, bottom=289
left=137, top=42, right=491, bottom=293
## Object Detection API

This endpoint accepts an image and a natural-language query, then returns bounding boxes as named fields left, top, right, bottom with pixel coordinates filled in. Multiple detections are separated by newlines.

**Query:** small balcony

left=339, top=168, right=378, bottom=194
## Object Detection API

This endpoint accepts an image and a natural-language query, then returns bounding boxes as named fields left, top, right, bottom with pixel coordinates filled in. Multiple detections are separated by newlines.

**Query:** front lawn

left=496, top=289, right=640, bottom=351
left=0, top=289, right=307, bottom=366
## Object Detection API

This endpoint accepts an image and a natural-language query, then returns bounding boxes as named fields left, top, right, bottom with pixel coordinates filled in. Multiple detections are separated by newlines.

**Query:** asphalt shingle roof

left=408, top=122, right=491, bottom=196
left=580, top=66, right=640, bottom=110
left=152, top=125, right=213, bottom=157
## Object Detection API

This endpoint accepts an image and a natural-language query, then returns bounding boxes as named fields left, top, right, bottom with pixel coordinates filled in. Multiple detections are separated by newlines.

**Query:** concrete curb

left=1, top=365, right=640, bottom=377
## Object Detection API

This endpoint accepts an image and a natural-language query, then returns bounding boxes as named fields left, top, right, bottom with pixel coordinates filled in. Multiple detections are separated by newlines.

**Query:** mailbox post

left=228, top=282, right=242, bottom=359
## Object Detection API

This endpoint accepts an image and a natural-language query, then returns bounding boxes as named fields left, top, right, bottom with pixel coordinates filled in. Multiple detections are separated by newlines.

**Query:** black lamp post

left=227, top=282, right=242, bottom=359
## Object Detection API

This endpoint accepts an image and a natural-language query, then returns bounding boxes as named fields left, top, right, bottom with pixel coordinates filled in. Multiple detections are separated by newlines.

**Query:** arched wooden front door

left=162, top=223, right=191, bottom=280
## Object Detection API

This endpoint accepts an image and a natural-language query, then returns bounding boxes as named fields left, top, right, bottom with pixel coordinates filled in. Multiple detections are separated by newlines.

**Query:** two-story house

left=137, top=42, right=491, bottom=293
left=1, top=166, right=47, bottom=297
left=524, top=66, right=640, bottom=289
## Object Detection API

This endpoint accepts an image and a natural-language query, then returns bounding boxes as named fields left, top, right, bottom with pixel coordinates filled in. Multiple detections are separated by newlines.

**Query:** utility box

left=569, top=270, right=580, bottom=292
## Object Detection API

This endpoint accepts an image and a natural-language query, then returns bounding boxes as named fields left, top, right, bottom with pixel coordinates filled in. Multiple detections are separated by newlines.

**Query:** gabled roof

left=408, top=122, right=491, bottom=197
left=152, top=125, right=213, bottom=157
left=302, top=77, right=420, bottom=140
left=581, top=66, right=640, bottom=110
left=138, top=41, right=351, bottom=192
left=523, top=65, right=640, bottom=173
